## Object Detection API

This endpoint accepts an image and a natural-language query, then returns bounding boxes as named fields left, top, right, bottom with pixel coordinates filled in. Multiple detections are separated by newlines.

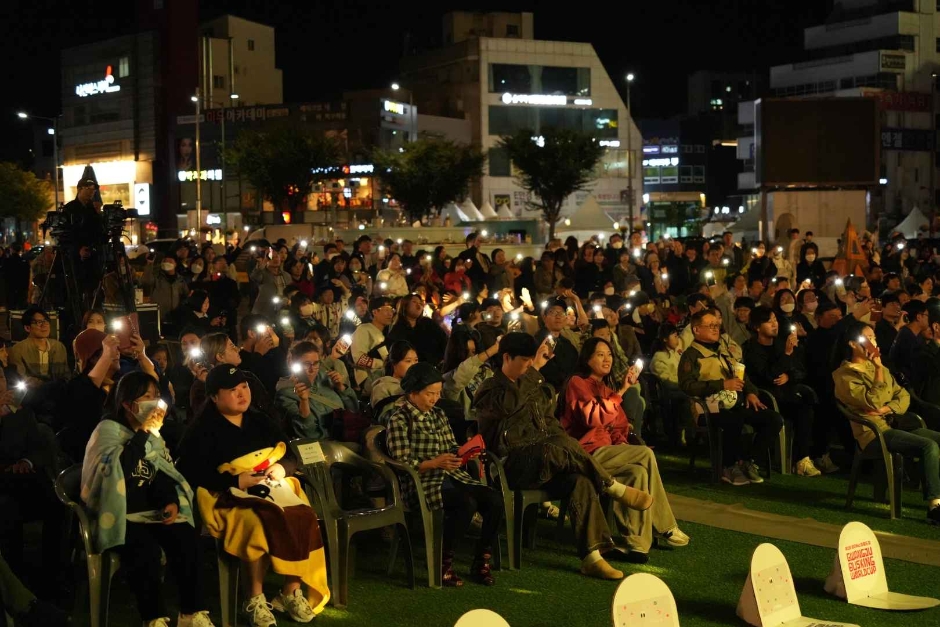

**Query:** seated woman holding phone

left=82, top=371, right=215, bottom=627
left=275, top=341, right=358, bottom=441
left=385, top=362, right=504, bottom=587
left=561, top=338, right=689, bottom=563
left=833, top=321, right=940, bottom=526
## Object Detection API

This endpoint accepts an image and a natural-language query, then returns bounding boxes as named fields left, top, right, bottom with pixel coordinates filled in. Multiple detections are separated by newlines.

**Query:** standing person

left=473, top=333, right=653, bottom=580
left=386, top=293, right=448, bottom=367
left=386, top=363, right=505, bottom=586
left=140, top=255, right=190, bottom=333
left=3, top=245, right=31, bottom=311
left=351, top=297, right=395, bottom=390
left=237, top=314, right=287, bottom=399
left=458, top=232, right=491, bottom=286
left=487, top=248, right=514, bottom=293
left=62, top=178, right=103, bottom=249
left=250, top=248, right=289, bottom=317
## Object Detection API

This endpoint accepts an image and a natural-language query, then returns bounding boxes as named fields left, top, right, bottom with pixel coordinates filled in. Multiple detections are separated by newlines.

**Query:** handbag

left=457, top=433, right=485, bottom=465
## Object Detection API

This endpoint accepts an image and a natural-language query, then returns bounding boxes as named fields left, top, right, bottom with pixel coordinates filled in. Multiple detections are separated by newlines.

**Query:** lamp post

left=206, top=93, right=238, bottom=237
left=625, top=73, right=635, bottom=232
left=192, top=91, right=202, bottom=233
left=17, top=112, right=60, bottom=210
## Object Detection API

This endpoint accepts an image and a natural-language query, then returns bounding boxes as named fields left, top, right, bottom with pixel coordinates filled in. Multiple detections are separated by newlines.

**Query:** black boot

left=442, top=550, right=464, bottom=587
left=470, top=548, right=495, bottom=586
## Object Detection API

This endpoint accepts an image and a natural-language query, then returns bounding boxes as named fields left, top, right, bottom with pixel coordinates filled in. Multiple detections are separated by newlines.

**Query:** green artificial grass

left=75, top=519, right=939, bottom=627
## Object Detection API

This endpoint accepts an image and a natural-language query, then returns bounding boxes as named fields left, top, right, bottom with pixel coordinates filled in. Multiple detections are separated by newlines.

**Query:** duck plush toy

left=216, top=442, right=306, bottom=509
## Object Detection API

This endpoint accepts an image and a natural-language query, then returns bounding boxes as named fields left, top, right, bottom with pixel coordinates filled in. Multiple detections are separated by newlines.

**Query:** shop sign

left=134, top=183, right=150, bottom=216
left=643, top=157, right=680, bottom=167
left=501, top=93, right=567, bottom=106
left=661, top=145, right=679, bottom=154
left=880, top=53, right=906, bottom=71
left=643, top=146, right=660, bottom=154
left=865, top=91, right=931, bottom=112
left=599, top=140, right=621, bottom=147
left=383, top=100, right=406, bottom=115
left=178, top=169, right=223, bottom=181
left=880, top=128, right=935, bottom=152
left=206, top=214, right=222, bottom=225
left=75, top=65, right=121, bottom=97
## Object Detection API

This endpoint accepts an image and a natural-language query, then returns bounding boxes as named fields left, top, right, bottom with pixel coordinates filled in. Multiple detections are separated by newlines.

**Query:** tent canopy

left=479, top=201, right=498, bottom=219
left=557, top=194, right=615, bottom=231
left=461, top=198, right=484, bottom=221
left=439, top=202, right=470, bottom=224
left=894, top=206, right=930, bottom=239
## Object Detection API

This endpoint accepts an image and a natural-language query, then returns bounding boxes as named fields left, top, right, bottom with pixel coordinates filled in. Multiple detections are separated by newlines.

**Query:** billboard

left=755, top=98, right=879, bottom=187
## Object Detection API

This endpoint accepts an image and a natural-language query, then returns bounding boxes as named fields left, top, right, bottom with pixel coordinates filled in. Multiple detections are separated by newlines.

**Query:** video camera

left=103, top=201, right=138, bottom=237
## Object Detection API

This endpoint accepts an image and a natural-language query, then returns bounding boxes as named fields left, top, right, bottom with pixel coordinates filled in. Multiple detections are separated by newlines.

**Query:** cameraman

left=62, top=178, right=103, bottom=249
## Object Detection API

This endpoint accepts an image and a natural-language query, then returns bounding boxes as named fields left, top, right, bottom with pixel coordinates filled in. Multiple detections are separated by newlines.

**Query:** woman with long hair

left=573, top=243, right=599, bottom=297
left=443, top=257, right=472, bottom=296
left=561, top=337, right=688, bottom=562
left=793, top=288, right=819, bottom=331
left=441, top=324, right=499, bottom=424
left=370, top=341, right=419, bottom=423
left=374, top=253, right=409, bottom=297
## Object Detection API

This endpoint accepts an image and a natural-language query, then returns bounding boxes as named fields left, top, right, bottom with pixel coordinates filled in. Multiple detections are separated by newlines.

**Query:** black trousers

left=440, top=478, right=504, bottom=557
left=773, top=384, right=818, bottom=461
left=118, top=522, right=205, bottom=621
left=716, top=404, right=784, bottom=468
left=0, top=471, right=63, bottom=577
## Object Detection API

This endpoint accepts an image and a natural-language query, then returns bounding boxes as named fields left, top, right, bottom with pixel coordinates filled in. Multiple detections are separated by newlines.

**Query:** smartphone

left=483, top=312, right=493, bottom=321
left=545, top=335, right=556, bottom=350
left=110, top=313, right=140, bottom=351
left=290, top=362, right=311, bottom=387
left=188, top=347, right=206, bottom=367
left=12, top=381, right=28, bottom=404
left=634, top=358, right=644, bottom=373
left=335, top=334, right=352, bottom=354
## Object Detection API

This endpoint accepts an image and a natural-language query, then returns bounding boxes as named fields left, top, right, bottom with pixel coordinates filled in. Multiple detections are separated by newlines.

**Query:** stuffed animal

left=216, top=442, right=306, bottom=509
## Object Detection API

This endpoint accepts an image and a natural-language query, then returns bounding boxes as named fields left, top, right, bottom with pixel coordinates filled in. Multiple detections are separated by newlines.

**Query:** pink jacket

left=561, top=375, right=630, bottom=454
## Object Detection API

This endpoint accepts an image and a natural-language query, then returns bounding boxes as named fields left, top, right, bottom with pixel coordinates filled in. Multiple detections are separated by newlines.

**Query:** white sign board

left=824, top=521, right=939, bottom=610
left=295, top=441, right=325, bottom=466
left=454, top=609, right=510, bottom=627
left=134, top=183, right=150, bottom=216
left=612, top=573, right=680, bottom=626
left=738, top=543, right=859, bottom=627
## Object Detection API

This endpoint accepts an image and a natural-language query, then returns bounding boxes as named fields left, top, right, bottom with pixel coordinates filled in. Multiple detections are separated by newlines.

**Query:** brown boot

left=580, top=557, right=624, bottom=580
left=470, top=549, right=495, bottom=586
left=611, top=485, right=653, bottom=511
left=442, top=550, right=464, bottom=587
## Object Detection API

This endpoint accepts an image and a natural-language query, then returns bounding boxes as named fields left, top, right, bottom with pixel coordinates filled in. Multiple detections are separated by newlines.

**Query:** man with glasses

left=9, top=307, right=69, bottom=385
left=351, top=296, right=395, bottom=390
left=888, top=300, right=929, bottom=384
left=678, top=309, right=783, bottom=486
left=537, top=297, right=582, bottom=391
left=276, top=341, right=357, bottom=441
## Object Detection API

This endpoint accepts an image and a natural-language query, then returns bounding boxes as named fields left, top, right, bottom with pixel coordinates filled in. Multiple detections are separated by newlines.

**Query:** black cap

left=400, top=362, right=444, bottom=394
left=369, top=296, right=393, bottom=311
left=541, top=297, right=568, bottom=313
left=254, top=239, right=271, bottom=249
left=77, top=178, right=99, bottom=189
left=206, top=364, right=247, bottom=396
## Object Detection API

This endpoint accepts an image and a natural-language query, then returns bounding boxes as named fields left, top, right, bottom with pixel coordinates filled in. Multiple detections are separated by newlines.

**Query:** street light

left=624, top=73, right=636, bottom=233
left=391, top=82, right=400, bottom=91
left=17, top=111, right=60, bottom=210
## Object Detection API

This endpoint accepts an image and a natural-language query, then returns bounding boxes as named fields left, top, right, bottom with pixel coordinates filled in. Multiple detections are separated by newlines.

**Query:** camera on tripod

left=103, top=201, right=139, bottom=237
left=39, top=210, right=72, bottom=242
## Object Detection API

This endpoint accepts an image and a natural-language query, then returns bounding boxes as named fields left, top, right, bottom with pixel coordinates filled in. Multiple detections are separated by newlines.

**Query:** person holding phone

left=386, top=362, right=504, bottom=587
left=561, top=337, right=688, bottom=562
left=834, top=321, right=940, bottom=526
left=82, top=372, right=214, bottom=627
left=275, top=341, right=357, bottom=441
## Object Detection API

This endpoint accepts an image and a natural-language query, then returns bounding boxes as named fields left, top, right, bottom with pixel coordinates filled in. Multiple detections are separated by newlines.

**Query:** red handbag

left=457, top=434, right=485, bottom=465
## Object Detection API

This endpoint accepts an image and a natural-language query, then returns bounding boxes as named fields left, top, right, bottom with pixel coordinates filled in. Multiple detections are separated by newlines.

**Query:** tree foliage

left=225, top=123, right=341, bottom=222
left=0, top=161, right=53, bottom=224
left=373, top=138, right=486, bottom=223
left=498, top=128, right=605, bottom=239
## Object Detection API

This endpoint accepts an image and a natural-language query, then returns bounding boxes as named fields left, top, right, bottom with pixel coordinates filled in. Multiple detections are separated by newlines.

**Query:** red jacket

left=443, top=271, right=471, bottom=294
left=561, top=375, right=630, bottom=454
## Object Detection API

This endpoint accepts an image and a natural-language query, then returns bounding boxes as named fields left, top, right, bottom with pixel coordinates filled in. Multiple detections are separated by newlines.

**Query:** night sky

left=2, top=0, right=831, bottom=164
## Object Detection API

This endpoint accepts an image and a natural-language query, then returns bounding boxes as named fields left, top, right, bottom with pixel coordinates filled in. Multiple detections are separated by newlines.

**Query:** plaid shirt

left=385, top=396, right=482, bottom=511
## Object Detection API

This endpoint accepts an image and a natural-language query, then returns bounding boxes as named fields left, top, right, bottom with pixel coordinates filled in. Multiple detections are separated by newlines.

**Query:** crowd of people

left=3, top=224, right=940, bottom=627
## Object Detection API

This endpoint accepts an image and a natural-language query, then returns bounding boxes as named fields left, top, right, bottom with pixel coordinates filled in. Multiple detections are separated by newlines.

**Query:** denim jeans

left=881, top=425, right=940, bottom=500
left=717, top=405, right=785, bottom=468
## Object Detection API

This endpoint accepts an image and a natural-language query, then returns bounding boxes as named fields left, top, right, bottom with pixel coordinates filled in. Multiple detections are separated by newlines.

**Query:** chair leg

left=523, top=503, right=538, bottom=550
left=334, top=531, right=352, bottom=609
left=386, top=526, right=400, bottom=577
left=778, top=423, right=789, bottom=475
left=555, top=498, right=569, bottom=541
left=502, top=490, right=518, bottom=570
left=88, top=554, right=116, bottom=627
left=397, top=522, right=416, bottom=590
left=889, top=453, right=903, bottom=520
left=218, top=553, right=239, bottom=627
left=513, top=495, right=526, bottom=569
left=324, top=521, right=343, bottom=607
left=424, top=510, right=443, bottom=589
left=845, top=451, right=864, bottom=510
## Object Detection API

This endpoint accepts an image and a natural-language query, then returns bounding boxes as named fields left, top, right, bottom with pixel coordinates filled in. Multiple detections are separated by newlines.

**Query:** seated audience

left=887, top=299, right=928, bottom=383
left=441, top=325, right=499, bottom=424
left=276, top=341, right=357, bottom=441
left=370, top=341, right=418, bottom=423
left=874, top=293, right=903, bottom=354
left=386, top=363, right=504, bottom=587
left=650, top=324, right=689, bottom=445
left=912, top=303, right=940, bottom=412
left=386, top=293, right=448, bottom=367
left=10, top=306, right=70, bottom=384
left=351, top=297, right=395, bottom=392
left=238, top=314, right=288, bottom=398
left=536, top=298, right=582, bottom=391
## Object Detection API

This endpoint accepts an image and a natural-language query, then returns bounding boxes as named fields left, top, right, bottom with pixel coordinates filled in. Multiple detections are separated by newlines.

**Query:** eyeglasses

left=299, top=361, right=320, bottom=370
left=696, top=324, right=721, bottom=331
left=28, top=319, right=50, bottom=326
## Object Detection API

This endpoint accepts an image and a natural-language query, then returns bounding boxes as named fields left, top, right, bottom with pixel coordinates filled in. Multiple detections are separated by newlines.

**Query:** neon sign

left=642, top=157, right=679, bottom=167
left=501, top=93, right=567, bottom=106
left=178, top=169, right=222, bottom=182
left=75, top=65, right=121, bottom=98
left=384, top=100, right=406, bottom=115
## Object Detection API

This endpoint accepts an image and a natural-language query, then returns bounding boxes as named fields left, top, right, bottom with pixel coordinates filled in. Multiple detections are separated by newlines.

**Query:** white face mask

left=805, top=254, right=816, bottom=263
left=780, top=303, right=795, bottom=314
left=604, top=286, right=615, bottom=295
left=611, top=242, right=623, bottom=249
left=804, top=301, right=818, bottom=313
left=133, top=399, right=161, bottom=424
left=190, top=263, right=204, bottom=275
left=161, top=262, right=176, bottom=272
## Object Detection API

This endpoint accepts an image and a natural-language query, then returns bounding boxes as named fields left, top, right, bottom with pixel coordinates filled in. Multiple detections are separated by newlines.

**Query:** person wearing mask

left=888, top=300, right=928, bottom=384
left=678, top=309, right=784, bottom=486
left=386, top=363, right=505, bottom=587
left=276, top=341, right=358, bottom=441
left=743, top=307, right=820, bottom=476
left=374, top=253, right=409, bottom=298
left=562, top=338, right=689, bottom=562
left=772, top=289, right=801, bottom=338
left=793, top=288, right=819, bottom=332
left=10, top=306, right=70, bottom=385
left=141, top=255, right=189, bottom=334
left=370, top=341, right=419, bottom=423
left=833, top=321, right=940, bottom=526
left=238, top=314, right=287, bottom=399
left=796, top=243, right=826, bottom=288
left=474, top=333, right=654, bottom=580
left=604, top=232, right=626, bottom=267
left=351, top=297, right=395, bottom=391
left=177, top=366, right=329, bottom=626
left=81, top=372, right=214, bottom=627
left=458, top=232, right=491, bottom=286
left=386, top=293, right=448, bottom=367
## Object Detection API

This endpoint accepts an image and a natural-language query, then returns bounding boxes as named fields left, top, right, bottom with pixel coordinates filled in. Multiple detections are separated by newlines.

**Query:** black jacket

left=62, top=198, right=103, bottom=248
left=912, top=341, right=940, bottom=405
left=386, top=316, right=448, bottom=368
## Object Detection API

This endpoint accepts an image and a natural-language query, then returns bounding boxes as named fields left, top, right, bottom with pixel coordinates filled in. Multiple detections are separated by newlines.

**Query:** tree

left=225, top=122, right=341, bottom=224
left=498, top=128, right=605, bottom=240
left=0, top=162, right=53, bottom=240
left=373, top=137, right=486, bottom=223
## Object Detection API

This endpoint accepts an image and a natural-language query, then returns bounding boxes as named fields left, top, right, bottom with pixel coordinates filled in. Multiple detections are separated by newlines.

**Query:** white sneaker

left=721, top=465, right=750, bottom=486
left=815, top=453, right=840, bottom=474
left=794, top=456, right=822, bottom=477
left=177, top=611, right=216, bottom=627
left=656, top=527, right=690, bottom=547
left=243, top=594, right=277, bottom=627
left=272, top=588, right=314, bottom=623
left=143, top=619, right=171, bottom=627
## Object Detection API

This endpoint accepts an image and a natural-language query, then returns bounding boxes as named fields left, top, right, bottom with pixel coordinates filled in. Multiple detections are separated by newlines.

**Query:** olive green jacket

left=832, top=360, right=910, bottom=450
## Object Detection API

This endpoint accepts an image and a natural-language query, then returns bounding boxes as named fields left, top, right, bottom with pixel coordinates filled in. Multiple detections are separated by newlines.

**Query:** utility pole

left=625, top=73, right=635, bottom=232
left=194, top=88, right=202, bottom=233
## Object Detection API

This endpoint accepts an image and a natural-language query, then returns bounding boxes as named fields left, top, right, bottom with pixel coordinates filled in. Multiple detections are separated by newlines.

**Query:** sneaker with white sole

left=177, top=611, right=216, bottom=627
left=721, top=465, right=750, bottom=486
left=741, top=460, right=764, bottom=484
left=272, top=589, right=314, bottom=623
left=656, top=527, right=690, bottom=547
left=143, top=619, right=171, bottom=627
left=815, top=453, right=840, bottom=474
left=243, top=594, right=277, bottom=627
left=794, top=456, right=822, bottom=477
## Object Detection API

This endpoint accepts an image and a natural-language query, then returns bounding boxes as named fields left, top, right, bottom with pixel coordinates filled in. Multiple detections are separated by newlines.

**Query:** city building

left=199, top=15, right=283, bottom=107
left=401, top=11, right=643, bottom=229
left=743, top=0, right=939, bottom=222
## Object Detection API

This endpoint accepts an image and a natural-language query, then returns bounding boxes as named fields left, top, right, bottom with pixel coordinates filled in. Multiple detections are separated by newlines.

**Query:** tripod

left=37, top=244, right=88, bottom=338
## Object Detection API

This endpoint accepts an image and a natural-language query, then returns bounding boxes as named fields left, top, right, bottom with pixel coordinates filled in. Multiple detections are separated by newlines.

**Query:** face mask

left=780, top=303, right=795, bottom=314
left=191, top=264, right=204, bottom=275
left=604, top=286, right=615, bottom=295
left=805, top=254, right=816, bottom=263
left=133, top=399, right=161, bottom=424
left=300, top=304, right=315, bottom=316
left=804, top=301, right=818, bottom=313
left=161, top=262, right=176, bottom=272
left=611, top=242, right=623, bottom=249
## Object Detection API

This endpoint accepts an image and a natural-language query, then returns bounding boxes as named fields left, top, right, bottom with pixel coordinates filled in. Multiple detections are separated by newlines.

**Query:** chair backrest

left=454, top=609, right=510, bottom=627
left=363, top=425, right=390, bottom=463
left=54, top=464, right=82, bottom=507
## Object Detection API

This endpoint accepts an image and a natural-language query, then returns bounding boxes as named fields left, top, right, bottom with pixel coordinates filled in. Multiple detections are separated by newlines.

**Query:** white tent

left=557, top=194, right=615, bottom=231
left=439, top=202, right=470, bottom=225
left=479, top=200, right=498, bottom=219
left=894, top=206, right=930, bottom=239
left=461, top=198, right=485, bottom=221
left=496, top=203, right=514, bottom=219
